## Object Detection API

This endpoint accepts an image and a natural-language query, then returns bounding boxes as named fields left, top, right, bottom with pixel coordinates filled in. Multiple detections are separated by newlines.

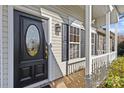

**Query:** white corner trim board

left=40, top=8, right=53, bottom=81
left=0, top=5, right=3, bottom=88
left=8, top=6, right=14, bottom=88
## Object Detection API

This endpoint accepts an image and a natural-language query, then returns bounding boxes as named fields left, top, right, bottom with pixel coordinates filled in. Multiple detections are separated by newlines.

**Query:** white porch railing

left=110, top=51, right=117, bottom=62
left=67, top=59, right=85, bottom=75
left=91, top=51, right=117, bottom=87
left=92, top=53, right=108, bottom=87
left=66, top=51, right=117, bottom=87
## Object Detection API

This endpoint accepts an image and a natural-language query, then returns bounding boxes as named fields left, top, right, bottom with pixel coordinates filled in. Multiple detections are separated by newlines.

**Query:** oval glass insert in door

left=26, top=25, right=40, bottom=56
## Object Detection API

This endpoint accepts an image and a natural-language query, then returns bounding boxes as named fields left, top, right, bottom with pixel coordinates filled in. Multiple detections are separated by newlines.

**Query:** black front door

left=14, top=10, right=48, bottom=88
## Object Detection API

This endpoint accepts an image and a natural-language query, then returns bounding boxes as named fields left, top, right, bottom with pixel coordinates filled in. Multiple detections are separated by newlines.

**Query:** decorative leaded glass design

left=26, top=25, right=40, bottom=56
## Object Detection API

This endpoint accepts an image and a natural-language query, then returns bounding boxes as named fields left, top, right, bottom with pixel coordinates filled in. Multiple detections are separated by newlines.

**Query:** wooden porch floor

left=50, top=69, right=85, bottom=88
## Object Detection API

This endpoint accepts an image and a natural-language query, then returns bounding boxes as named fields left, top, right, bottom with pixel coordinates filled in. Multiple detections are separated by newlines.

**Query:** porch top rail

left=92, top=53, right=109, bottom=60
left=110, top=51, right=117, bottom=54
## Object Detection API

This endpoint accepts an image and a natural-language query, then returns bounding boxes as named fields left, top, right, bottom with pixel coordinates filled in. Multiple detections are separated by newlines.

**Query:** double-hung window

left=69, top=26, right=80, bottom=59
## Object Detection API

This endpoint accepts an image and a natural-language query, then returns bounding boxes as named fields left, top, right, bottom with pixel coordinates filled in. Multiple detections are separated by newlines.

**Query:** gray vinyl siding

left=2, top=5, right=8, bottom=87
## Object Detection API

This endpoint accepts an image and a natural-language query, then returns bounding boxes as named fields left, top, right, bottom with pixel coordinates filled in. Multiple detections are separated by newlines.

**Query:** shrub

left=99, top=57, right=124, bottom=88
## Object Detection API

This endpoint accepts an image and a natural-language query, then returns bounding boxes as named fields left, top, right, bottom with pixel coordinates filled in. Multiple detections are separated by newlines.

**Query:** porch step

left=50, top=78, right=67, bottom=88
left=50, top=69, right=85, bottom=88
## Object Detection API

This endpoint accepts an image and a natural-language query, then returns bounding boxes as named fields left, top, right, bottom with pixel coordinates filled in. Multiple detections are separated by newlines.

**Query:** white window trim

left=0, top=5, right=3, bottom=88
left=8, top=6, right=52, bottom=88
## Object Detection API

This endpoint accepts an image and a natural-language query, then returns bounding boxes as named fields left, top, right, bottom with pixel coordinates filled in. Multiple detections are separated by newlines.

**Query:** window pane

left=70, top=34, right=73, bottom=42
left=77, top=45, right=79, bottom=57
left=70, top=26, right=73, bottom=34
left=77, top=36, right=79, bottom=42
left=74, top=27, right=76, bottom=35
left=92, top=33, right=94, bottom=43
left=74, top=35, right=76, bottom=42
left=77, top=28, right=79, bottom=35
left=70, top=44, right=73, bottom=59
left=75, top=44, right=78, bottom=58
left=74, top=44, right=76, bottom=58
left=70, top=44, right=80, bottom=59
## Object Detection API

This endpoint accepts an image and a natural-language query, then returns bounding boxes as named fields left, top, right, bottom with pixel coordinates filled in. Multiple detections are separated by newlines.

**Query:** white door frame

left=8, top=6, right=52, bottom=88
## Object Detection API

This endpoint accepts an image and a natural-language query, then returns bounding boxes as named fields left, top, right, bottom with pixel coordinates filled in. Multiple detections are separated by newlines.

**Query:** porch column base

left=85, top=74, right=93, bottom=88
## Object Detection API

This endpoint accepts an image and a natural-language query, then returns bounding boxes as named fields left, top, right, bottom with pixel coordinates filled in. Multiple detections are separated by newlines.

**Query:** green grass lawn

left=99, top=56, right=124, bottom=88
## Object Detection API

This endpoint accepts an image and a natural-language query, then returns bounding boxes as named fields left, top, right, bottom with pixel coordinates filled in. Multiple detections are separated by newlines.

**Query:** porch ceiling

left=39, top=5, right=118, bottom=28
left=92, top=5, right=110, bottom=19
left=60, top=5, right=110, bottom=19
left=115, top=5, right=124, bottom=15
left=59, top=5, right=118, bottom=27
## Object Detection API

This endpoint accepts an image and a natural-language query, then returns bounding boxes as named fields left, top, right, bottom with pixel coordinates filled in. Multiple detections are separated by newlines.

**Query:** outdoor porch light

left=55, top=23, right=61, bottom=32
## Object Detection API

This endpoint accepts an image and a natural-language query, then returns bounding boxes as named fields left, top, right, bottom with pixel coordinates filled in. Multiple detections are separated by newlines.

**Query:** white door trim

left=0, top=5, right=3, bottom=88
left=8, top=5, right=14, bottom=88
left=7, top=6, right=52, bottom=88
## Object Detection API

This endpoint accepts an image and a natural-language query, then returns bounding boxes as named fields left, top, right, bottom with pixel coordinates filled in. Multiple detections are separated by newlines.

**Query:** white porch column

left=115, top=23, right=118, bottom=58
left=106, top=12, right=110, bottom=65
left=85, top=5, right=92, bottom=88
left=0, top=5, right=3, bottom=88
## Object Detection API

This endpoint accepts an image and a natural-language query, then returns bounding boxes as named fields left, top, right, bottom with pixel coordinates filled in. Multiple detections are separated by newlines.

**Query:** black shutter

left=80, top=29, right=85, bottom=58
left=62, top=24, right=69, bottom=61
left=95, top=34, right=98, bottom=55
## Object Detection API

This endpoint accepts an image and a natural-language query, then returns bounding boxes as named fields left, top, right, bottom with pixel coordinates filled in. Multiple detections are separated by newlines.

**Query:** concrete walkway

left=50, top=69, right=85, bottom=88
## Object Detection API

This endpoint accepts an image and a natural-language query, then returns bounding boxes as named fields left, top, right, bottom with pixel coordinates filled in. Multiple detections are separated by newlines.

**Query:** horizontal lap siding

left=2, top=6, right=8, bottom=87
